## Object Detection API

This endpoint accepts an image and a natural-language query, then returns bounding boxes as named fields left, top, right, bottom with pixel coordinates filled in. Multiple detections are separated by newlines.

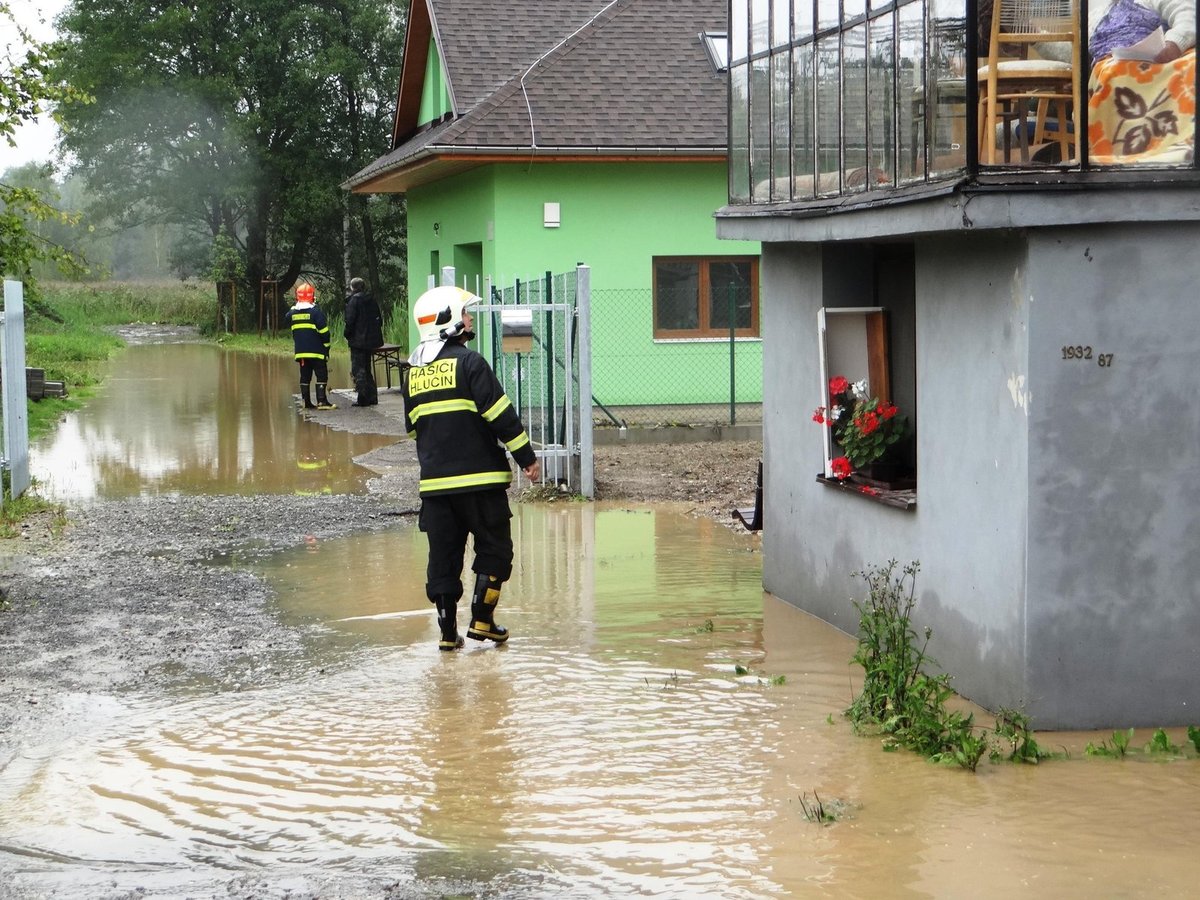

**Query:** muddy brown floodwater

left=1, top=329, right=1198, bottom=898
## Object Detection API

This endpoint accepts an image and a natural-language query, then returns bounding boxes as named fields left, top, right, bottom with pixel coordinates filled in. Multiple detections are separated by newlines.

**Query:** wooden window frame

left=652, top=256, right=760, bottom=340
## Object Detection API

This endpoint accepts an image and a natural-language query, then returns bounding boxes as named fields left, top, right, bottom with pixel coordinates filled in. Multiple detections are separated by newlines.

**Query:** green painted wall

left=417, top=38, right=451, bottom=126
left=406, top=161, right=762, bottom=407
left=408, top=166, right=496, bottom=296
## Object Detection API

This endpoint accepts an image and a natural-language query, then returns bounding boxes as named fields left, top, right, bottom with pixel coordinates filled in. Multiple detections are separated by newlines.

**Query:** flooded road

left=30, top=342, right=393, bottom=501
left=5, top=342, right=1200, bottom=897
left=4, top=502, right=1200, bottom=896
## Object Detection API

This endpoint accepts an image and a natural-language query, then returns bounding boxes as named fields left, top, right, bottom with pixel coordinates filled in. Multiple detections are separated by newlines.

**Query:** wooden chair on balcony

left=977, top=0, right=1081, bottom=165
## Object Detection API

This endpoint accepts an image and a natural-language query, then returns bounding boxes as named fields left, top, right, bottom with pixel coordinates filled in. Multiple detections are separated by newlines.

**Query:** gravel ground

left=0, top=329, right=760, bottom=897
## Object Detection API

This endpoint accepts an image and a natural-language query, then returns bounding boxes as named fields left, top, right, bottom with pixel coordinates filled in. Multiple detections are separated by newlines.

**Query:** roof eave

left=347, top=146, right=728, bottom=194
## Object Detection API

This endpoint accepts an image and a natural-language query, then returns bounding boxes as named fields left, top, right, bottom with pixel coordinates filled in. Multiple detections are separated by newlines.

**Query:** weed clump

left=845, top=561, right=1200, bottom=770
left=846, top=560, right=987, bottom=770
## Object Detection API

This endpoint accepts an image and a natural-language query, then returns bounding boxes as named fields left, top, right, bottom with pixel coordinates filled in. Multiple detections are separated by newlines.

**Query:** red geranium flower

left=812, top=407, right=826, bottom=424
left=831, top=456, right=853, bottom=480
left=829, top=376, right=849, bottom=396
left=858, top=411, right=880, bottom=435
left=880, top=403, right=897, bottom=419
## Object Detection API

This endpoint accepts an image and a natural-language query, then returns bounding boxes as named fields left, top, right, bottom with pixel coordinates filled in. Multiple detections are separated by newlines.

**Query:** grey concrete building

left=717, top=0, right=1200, bottom=728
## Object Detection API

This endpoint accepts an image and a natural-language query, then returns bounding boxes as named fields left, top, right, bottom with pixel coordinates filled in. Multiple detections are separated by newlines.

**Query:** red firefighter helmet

left=296, top=283, right=315, bottom=303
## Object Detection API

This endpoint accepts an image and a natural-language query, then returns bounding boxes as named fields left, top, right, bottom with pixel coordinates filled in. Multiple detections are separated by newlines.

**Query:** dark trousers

left=419, top=489, right=514, bottom=601
left=298, top=358, right=328, bottom=386
left=349, top=347, right=377, bottom=404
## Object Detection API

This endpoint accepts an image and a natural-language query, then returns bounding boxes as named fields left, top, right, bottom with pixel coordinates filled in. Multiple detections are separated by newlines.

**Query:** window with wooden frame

left=816, top=304, right=917, bottom=507
left=818, top=307, right=891, bottom=477
left=652, top=256, right=760, bottom=339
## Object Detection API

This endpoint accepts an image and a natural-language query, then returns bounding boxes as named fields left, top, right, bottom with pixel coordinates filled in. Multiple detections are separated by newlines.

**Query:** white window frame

left=817, top=306, right=888, bottom=478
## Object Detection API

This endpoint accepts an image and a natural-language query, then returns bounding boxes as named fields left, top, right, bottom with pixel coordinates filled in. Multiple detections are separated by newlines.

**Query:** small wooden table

left=370, top=344, right=404, bottom=389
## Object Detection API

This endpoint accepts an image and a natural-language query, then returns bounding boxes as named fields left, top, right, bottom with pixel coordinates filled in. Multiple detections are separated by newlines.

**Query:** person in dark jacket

left=401, top=285, right=541, bottom=651
left=283, top=282, right=335, bottom=410
left=343, top=276, right=384, bottom=407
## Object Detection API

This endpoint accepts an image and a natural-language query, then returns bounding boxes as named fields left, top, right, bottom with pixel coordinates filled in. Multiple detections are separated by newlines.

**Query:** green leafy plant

left=846, top=559, right=984, bottom=770
left=1145, top=728, right=1180, bottom=755
left=932, top=714, right=989, bottom=771
left=1188, top=725, right=1200, bottom=753
left=1085, top=727, right=1134, bottom=758
left=993, top=708, right=1046, bottom=764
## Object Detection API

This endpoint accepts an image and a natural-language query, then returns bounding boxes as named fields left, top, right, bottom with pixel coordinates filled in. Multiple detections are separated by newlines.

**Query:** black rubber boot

left=434, top=596, right=464, bottom=651
left=352, top=375, right=378, bottom=406
left=300, top=384, right=316, bottom=409
left=315, top=383, right=336, bottom=410
left=467, top=574, right=509, bottom=644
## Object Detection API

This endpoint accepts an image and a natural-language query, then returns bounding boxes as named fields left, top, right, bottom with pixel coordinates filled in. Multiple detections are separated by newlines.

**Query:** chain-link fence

left=463, top=268, right=763, bottom=438
left=589, top=287, right=763, bottom=429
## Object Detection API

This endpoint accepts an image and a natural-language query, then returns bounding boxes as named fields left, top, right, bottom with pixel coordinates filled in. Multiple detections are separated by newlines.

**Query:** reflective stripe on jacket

left=401, top=342, right=537, bottom=496
left=284, top=303, right=331, bottom=360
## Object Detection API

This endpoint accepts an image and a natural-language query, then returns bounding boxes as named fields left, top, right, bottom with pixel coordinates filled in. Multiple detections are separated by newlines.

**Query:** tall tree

left=1, top=0, right=89, bottom=282
left=51, top=0, right=405, bottom=320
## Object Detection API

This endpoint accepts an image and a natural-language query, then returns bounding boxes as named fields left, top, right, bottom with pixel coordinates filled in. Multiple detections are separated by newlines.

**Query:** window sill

left=816, top=474, right=917, bottom=511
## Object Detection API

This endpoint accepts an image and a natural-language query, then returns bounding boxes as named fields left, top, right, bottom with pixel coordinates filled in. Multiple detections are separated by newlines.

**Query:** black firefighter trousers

left=419, top=488, right=514, bottom=602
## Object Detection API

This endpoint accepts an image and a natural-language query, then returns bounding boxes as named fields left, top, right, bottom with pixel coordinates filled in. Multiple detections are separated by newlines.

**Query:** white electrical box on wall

left=543, top=202, right=560, bottom=228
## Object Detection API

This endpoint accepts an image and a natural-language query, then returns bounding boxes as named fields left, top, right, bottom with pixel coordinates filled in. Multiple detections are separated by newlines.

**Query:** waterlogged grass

left=214, top=329, right=298, bottom=358
left=213, top=310, right=353, bottom=360
left=24, top=330, right=123, bottom=392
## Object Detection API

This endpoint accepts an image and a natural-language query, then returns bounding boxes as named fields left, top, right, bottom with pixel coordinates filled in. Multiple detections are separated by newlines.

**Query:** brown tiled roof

left=347, top=0, right=728, bottom=191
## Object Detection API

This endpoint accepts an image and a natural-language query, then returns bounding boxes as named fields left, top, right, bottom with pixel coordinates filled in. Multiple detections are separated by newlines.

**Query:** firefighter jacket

left=284, top=301, right=331, bottom=361
left=401, top=341, right=537, bottom=496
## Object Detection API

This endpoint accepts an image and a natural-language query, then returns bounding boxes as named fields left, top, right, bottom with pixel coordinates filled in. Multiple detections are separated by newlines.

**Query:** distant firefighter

left=284, top=283, right=335, bottom=410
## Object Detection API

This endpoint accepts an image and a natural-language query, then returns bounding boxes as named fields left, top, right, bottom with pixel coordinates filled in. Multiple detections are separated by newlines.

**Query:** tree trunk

left=243, top=189, right=271, bottom=331
left=361, top=209, right=380, bottom=298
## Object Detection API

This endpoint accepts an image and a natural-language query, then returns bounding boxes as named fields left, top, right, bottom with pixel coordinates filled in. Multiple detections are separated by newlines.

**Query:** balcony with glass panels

left=727, top=0, right=1198, bottom=208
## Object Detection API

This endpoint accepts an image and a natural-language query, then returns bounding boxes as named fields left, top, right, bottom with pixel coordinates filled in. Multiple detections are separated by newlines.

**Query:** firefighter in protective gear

left=402, top=285, right=541, bottom=650
left=284, top=282, right=336, bottom=410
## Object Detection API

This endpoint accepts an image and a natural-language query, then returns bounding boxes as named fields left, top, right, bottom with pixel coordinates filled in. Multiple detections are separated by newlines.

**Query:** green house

left=346, top=0, right=761, bottom=417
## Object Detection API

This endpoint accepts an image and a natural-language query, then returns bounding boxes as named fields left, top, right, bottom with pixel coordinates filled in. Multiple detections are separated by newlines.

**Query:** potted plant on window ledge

left=814, top=376, right=914, bottom=490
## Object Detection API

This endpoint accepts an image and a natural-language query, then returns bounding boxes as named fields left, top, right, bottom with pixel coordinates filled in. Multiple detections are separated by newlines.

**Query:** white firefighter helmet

left=413, top=285, right=481, bottom=344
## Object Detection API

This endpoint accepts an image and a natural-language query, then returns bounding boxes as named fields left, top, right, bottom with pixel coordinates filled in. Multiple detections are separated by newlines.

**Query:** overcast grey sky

left=1, top=0, right=70, bottom=172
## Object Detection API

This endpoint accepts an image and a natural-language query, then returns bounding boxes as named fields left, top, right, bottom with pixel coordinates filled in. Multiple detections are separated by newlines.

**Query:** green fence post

left=545, top=270, right=555, bottom=442
left=729, top=284, right=737, bottom=426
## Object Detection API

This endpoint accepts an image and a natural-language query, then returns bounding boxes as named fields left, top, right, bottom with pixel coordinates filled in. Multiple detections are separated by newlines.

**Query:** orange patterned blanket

left=1088, top=49, right=1196, bottom=164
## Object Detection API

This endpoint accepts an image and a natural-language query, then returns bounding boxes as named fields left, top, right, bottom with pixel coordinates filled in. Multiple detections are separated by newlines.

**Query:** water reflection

left=3, top=504, right=1199, bottom=897
left=30, top=344, right=393, bottom=500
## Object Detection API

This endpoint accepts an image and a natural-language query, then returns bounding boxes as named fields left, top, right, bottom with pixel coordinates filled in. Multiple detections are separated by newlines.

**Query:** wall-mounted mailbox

left=501, top=308, right=534, bottom=354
